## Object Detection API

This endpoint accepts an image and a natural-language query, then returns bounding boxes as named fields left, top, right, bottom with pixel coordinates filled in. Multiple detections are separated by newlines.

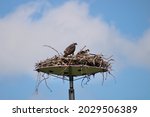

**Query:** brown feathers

left=64, top=43, right=77, bottom=57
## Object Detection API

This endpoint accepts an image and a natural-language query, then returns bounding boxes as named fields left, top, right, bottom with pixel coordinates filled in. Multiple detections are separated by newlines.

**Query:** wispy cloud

left=0, top=0, right=150, bottom=76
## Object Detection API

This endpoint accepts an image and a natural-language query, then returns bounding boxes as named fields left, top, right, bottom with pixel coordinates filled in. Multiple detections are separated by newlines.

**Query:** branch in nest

left=43, top=45, right=61, bottom=56
left=35, top=73, right=52, bottom=94
left=78, top=45, right=86, bottom=52
left=81, top=75, right=91, bottom=88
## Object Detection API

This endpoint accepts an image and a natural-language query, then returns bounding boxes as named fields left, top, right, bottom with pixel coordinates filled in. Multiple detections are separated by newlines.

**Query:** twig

left=43, top=45, right=60, bottom=56
left=36, top=73, right=52, bottom=94
left=102, top=72, right=105, bottom=86
left=79, top=45, right=86, bottom=52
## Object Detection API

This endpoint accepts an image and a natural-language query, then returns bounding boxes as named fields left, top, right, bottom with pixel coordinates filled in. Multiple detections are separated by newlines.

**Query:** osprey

left=76, top=49, right=90, bottom=57
left=64, top=43, right=77, bottom=57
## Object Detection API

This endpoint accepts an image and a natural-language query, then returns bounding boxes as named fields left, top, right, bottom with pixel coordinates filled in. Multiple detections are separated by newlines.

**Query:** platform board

left=36, top=65, right=107, bottom=77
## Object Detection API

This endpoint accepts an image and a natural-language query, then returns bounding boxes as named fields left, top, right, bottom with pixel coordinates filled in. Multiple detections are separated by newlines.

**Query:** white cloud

left=0, top=0, right=150, bottom=76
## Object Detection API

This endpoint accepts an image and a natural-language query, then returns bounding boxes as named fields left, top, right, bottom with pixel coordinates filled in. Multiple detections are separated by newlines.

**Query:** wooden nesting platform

left=36, top=65, right=107, bottom=77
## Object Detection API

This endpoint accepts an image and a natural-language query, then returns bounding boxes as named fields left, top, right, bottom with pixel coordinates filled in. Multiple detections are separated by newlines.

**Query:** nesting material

left=34, top=46, right=114, bottom=94
left=35, top=50, right=113, bottom=76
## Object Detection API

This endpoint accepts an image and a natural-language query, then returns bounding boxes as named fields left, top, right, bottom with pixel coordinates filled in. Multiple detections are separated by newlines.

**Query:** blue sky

left=0, top=0, right=150, bottom=100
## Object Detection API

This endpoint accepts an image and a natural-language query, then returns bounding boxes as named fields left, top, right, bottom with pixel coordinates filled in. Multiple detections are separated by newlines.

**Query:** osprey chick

left=64, top=43, right=77, bottom=57
left=76, top=49, right=90, bottom=56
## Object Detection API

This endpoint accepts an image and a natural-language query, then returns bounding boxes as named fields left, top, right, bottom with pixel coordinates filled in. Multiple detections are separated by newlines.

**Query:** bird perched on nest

left=76, top=49, right=90, bottom=57
left=63, top=43, right=77, bottom=57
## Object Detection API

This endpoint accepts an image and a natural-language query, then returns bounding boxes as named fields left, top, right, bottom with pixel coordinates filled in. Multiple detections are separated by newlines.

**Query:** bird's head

left=86, top=49, right=90, bottom=52
left=73, top=43, right=77, bottom=46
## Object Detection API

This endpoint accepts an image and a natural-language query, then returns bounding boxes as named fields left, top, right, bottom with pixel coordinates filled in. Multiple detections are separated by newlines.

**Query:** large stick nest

left=34, top=45, right=114, bottom=94
left=35, top=48, right=113, bottom=76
